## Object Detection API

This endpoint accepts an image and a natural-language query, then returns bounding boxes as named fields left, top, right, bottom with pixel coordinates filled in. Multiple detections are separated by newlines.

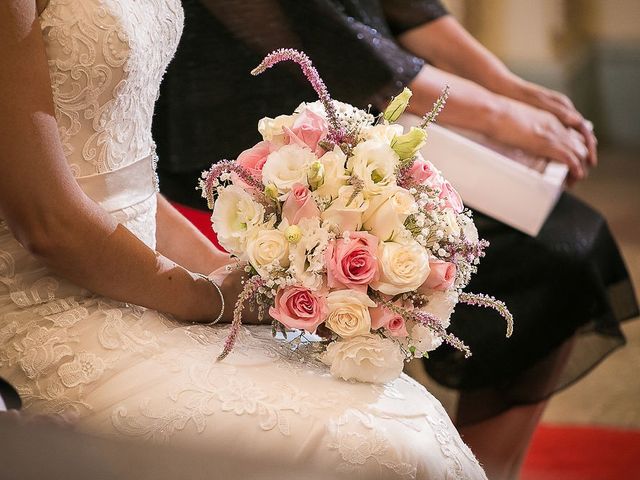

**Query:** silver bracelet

left=195, top=273, right=225, bottom=325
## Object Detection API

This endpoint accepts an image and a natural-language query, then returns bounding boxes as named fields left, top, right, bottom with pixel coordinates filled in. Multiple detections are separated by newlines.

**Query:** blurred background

left=445, top=1, right=640, bottom=477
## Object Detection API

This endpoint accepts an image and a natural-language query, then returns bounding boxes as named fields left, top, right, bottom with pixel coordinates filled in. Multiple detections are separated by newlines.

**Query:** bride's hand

left=210, top=263, right=268, bottom=325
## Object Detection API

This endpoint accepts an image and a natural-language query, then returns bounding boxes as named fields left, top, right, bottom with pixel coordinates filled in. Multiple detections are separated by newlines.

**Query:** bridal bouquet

left=200, top=49, right=512, bottom=383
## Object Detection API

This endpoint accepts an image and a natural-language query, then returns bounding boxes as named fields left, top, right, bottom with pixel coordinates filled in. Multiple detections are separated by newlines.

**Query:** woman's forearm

left=398, top=16, right=515, bottom=96
left=398, top=14, right=596, bottom=170
left=155, top=194, right=230, bottom=274
left=27, top=197, right=221, bottom=323
left=406, top=64, right=502, bottom=134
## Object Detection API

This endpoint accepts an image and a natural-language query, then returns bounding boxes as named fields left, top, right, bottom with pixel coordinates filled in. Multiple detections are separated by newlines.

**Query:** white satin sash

left=76, top=155, right=158, bottom=213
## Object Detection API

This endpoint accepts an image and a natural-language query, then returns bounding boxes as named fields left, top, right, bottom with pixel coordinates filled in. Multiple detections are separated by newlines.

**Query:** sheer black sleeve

left=155, top=0, right=427, bottom=177
left=382, top=0, right=449, bottom=35
left=194, top=0, right=425, bottom=107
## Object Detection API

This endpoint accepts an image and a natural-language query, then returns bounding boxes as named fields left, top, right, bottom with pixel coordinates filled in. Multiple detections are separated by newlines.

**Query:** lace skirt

left=0, top=216, right=487, bottom=480
left=424, top=193, right=638, bottom=426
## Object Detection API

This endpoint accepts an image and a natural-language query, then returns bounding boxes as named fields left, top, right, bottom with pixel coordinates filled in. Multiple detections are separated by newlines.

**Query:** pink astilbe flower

left=251, top=48, right=345, bottom=145
left=372, top=293, right=472, bottom=358
left=419, top=85, right=450, bottom=130
left=217, top=276, right=266, bottom=362
left=459, top=292, right=514, bottom=338
left=445, top=238, right=490, bottom=265
left=200, top=160, right=265, bottom=209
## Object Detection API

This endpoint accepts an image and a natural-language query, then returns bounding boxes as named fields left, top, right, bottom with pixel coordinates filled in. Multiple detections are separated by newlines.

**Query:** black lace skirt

left=424, top=193, right=638, bottom=426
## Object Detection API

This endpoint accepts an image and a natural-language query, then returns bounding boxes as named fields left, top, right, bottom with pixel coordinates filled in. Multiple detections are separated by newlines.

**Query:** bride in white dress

left=0, top=1, right=486, bottom=478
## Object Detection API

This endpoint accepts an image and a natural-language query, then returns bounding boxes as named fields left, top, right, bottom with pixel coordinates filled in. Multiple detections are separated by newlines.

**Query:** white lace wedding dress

left=0, top=1, right=486, bottom=478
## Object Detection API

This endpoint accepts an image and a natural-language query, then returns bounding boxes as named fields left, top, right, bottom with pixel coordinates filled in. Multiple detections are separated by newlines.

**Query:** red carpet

left=172, top=204, right=640, bottom=480
left=521, top=424, right=640, bottom=480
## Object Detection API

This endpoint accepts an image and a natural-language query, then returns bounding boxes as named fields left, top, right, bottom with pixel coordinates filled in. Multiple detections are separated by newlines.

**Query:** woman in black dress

left=153, top=1, right=638, bottom=478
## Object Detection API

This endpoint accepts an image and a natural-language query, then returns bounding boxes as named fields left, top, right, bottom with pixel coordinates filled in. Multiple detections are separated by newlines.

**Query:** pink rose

left=281, top=184, right=321, bottom=225
left=421, top=260, right=457, bottom=291
left=326, top=232, right=379, bottom=293
left=408, top=158, right=438, bottom=185
left=284, top=108, right=328, bottom=156
left=370, top=306, right=408, bottom=337
left=237, top=141, right=272, bottom=174
left=269, top=286, right=328, bottom=333
left=440, top=180, right=464, bottom=213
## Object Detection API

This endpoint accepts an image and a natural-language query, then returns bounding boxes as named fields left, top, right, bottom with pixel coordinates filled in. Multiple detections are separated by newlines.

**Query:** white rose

left=441, top=209, right=462, bottom=237
left=262, top=144, right=316, bottom=194
left=409, top=324, right=443, bottom=357
left=321, top=185, right=369, bottom=233
left=372, top=239, right=431, bottom=295
left=246, top=228, right=290, bottom=277
left=362, top=186, right=418, bottom=241
left=422, top=290, right=458, bottom=329
left=325, top=290, right=376, bottom=338
left=322, top=335, right=405, bottom=383
left=258, top=114, right=296, bottom=145
left=347, top=139, right=399, bottom=197
left=212, top=185, right=265, bottom=255
left=313, top=146, right=349, bottom=200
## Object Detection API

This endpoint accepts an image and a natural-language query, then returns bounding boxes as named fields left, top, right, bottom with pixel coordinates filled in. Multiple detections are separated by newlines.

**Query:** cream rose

left=262, top=144, right=316, bottom=194
left=211, top=185, right=265, bottom=255
left=347, top=139, right=399, bottom=197
left=372, top=239, right=431, bottom=295
left=258, top=114, right=296, bottom=145
left=246, top=228, right=290, bottom=277
left=362, top=186, right=418, bottom=241
left=321, top=334, right=405, bottom=383
left=313, top=146, right=349, bottom=200
left=325, top=290, right=376, bottom=338
left=321, top=185, right=369, bottom=233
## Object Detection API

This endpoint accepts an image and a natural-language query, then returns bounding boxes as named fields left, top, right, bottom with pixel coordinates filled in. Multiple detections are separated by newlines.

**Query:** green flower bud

left=285, top=225, right=303, bottom=244
left=264, top=183, right=279, bottom=200
left=308, top=160, right=325, bottom=190
left=383, top=87, right=413, bottom=123
left=391, top=127, right=427, bottom=161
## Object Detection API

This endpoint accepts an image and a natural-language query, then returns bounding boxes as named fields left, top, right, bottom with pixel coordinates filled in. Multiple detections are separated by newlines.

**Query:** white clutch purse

left=400, top=114, right=567, bottom=236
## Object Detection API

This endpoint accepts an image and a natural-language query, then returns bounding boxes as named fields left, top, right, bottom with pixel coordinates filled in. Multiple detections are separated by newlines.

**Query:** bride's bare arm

left=0, top=0, right=221, bottom=323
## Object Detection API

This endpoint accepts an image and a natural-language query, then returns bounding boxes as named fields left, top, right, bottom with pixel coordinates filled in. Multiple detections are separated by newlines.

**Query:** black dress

left=154, top=0, right=638, bottom=426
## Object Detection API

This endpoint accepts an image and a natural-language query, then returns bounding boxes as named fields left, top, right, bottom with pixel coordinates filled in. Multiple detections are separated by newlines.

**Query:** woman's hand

left=488, top=96, right=590, bottom=183
left=397, top=15, right=597, bottom=174
left=210, top=263, right=267, bottom=325
left=500, top=76, right=598, bottom=168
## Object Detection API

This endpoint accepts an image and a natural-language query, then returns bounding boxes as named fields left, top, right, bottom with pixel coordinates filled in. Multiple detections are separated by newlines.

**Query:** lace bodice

left=40, top=0, right=184, bottom=176
left=0, top=0, right=184, bottom=313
